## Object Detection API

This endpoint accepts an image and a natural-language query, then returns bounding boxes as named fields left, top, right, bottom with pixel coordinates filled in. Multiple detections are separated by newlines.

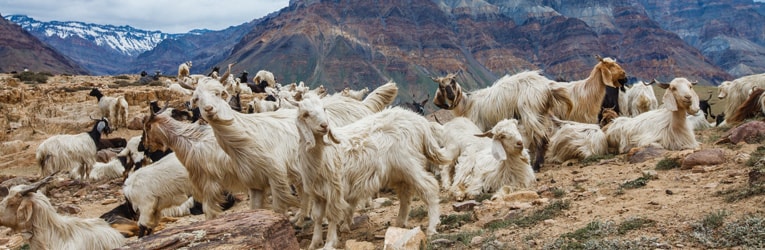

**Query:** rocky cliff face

left=220, top=0, right=734, bottom=103
left=638, top=0, right=765, bottom=76
left=0, top=14, right=87, bottom=75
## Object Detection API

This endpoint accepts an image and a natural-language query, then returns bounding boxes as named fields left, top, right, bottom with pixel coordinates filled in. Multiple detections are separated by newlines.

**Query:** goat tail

left=362, top=81, right=398, bottom=113
left=423, top=126, right=452, bottom=166
left=550, top=86, right=574, bottom=117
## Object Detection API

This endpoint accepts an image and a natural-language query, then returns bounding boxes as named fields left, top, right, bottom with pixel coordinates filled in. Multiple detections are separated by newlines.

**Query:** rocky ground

left=1, top=73, right=764, bottom=249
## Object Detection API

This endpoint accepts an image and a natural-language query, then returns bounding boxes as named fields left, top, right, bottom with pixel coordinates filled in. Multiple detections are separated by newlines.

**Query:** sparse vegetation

left=14, top=71, right=52, bottom=83
left=717, top=185, right=765, bottom=202
left=617, top=217, right=656, bottom=235
left=746, top=146, right=765, bottom=167
left=655, top=157, right=681, bottom=170
left=549, top=187, right=566, bottom=198
left=690, top=211, right=765, bottom=248
left=545, top=220, right=663, bottom=249
left=619, top=173, right=655, bottom=190
left=474, top=192, right=493, bottom=202
left=408, top=206, right=428, bottom=220
left=581, top=154, right=616, bottom=165
left=113, top=75, right=131, bottom=80
left=440, top=212, right=475, bottom=229
left=485, top=200, right=570, bottom=230
left=427, top=230, right=483, bottom=249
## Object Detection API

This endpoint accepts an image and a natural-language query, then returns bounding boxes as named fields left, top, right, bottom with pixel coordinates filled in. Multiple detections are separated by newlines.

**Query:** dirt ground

left=0, top=74, right=763, bottom=249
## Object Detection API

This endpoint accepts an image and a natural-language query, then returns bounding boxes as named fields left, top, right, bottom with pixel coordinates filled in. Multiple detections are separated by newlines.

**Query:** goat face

left=0, top=175, right=53, bottom=231
left=196, top=87, right=235, bottom=124
left=597, top=57, right=628, bottom=88
left=432, top=73, right=462, bottom=110
left=660, top=78, right=700, bottom=115
left=296, top=95, right=330, bottom=148
left=141, top=116, right=169, bottom=153
left=476, top=119, right=524, bottom=161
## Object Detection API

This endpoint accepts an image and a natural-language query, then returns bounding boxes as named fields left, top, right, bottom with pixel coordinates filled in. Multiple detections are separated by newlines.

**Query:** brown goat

left=727, top=87, right=765, bottom=125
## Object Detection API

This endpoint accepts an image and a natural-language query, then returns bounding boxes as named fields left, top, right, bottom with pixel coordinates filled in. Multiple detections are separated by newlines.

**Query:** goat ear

left=296, top=119, right=316, bottom=149
left=327, top=129, right=340, bottom=144
left=491, top=140, right=507, bottom=161
left=600, top=65, right=615, bottom=88
left=595, top=55, right=604, bottom=62
left=475, top=131, right=494, bottom=138
left=16, top=198, right=34, bottom=228
left=663, top=89, right=678, bottom=111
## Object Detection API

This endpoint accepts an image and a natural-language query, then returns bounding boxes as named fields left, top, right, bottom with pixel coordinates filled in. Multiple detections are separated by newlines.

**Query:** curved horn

left=691, top=80, right=698, bottom=86
left=595, top=55, right=604, bottom=62
left=153, top=101, right=170, bottom=116
left=89, top=115, right=100, bottom=121
left=20, top=171, right=58, bottom=196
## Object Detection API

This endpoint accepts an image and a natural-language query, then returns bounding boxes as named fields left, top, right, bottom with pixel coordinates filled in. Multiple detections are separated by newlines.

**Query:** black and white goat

left=36, top=117, right=112, bottom=180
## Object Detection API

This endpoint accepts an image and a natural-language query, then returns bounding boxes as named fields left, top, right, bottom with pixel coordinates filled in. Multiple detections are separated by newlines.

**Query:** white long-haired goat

left=552, top=56, right=628, bottom=123
left=36, top=117, right=111, bottom=180
left=619, top=80, right=659, bottom=117
left=717, top=73, right=765, bottom=126
left=605, top=78, right=700, bottom=153
left=89, top=88, right=128, bottom=128
left=296, top=95, right=450, bottom=237
left=436, top=117, right=483, bottom=189
left=177, top=61, right=192, bottom=79
left=0, top=174, right=125, bottom=249
left=432, top=71, right=573, bottom=171
left=546, top=118, right=608, bottom=163
left=449, top=119, right=536, bottom=201
left=123, top=152, right=192, bottom=237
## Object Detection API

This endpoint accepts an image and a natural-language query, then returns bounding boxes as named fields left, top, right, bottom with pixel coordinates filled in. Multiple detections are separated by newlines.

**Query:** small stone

left=101, top=198, right=118, bottom=205
left=543, top=219, right=556, bottom=225
left=573, top=176, right=589, bottom=183
left=595, top=196, right=607, bottom=202
left=665, top=190, right=674, bottom=195
left=345, top=240, right=375, bottom=250
left=453, top=200, right=480, bottom=212
left=649, top=201, right=659, bottom=205
left=383, top=227, right=426, bottom=250
left=430, top=238, right=453, bottom=246
left=470, top=236, right=484, bottom=245
left=57, top=204, right=81, bottom=214
left=642, top=170, right=658, bottom=176
left=704, top=183, right=718, bottom=189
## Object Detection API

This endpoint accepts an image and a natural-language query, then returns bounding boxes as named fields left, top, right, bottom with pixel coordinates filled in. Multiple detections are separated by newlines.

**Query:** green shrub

left=655, top=157, right=681, bottom=170
left=14, top=71, right=51, bottom=83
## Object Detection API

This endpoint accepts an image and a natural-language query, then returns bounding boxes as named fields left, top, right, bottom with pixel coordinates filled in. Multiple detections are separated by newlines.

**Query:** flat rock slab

left=118, top=209, right=299, bottom=250
left=719, top=121, right=765, bottom=144
left=627, top=145, right=666, bottom=164
left=681, top=149, right=725, bottom=169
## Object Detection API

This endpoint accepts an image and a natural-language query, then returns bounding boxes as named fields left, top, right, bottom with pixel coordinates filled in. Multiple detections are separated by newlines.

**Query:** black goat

left=207, top=66, right=220, bottom=77
left=98, top=137, right=127, bottom=150
left=699, top=92, right=716, bottom=119
left=398, top=94, right=429, bottom=115
left=238, top=71, right=249, bottom=83
left=598, top=85, right=626, bottom=122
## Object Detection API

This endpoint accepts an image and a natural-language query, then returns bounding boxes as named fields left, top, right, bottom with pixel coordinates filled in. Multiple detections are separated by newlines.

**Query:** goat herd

left=2, top=57, right=764, bottom=249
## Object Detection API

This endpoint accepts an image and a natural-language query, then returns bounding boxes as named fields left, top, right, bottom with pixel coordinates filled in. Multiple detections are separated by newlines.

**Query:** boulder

left=118, top=210, right=299, bottom=250
left=681, top=149, right=725, bottom=169
left=718, top=121, right=765, bottom=144
left=383, top=227, right=426, bottom=250
left=627, top=145, right=666, bottom=163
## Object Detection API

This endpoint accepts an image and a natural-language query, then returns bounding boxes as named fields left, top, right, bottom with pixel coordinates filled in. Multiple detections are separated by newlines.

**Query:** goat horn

left=691, top=80, right=698, bottom=85
left=20, top=171, right=58, bottom=196
left=89, top=115, right=100, bottom=121
left=154, top=101, right=170, bottom=116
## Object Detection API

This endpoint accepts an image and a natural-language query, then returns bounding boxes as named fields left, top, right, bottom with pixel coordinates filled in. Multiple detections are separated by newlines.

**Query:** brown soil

left=0, top=74, right=762, bottom=249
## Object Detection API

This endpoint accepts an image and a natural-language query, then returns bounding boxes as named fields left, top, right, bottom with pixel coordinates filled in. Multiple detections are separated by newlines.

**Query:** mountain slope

left=219, top=0, right=731, bottom=102
left=0, top=13, right=87, bottom=75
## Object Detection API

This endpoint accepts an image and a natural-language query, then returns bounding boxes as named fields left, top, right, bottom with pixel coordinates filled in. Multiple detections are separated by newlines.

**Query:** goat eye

left=302, top=112, right=309, bottom=118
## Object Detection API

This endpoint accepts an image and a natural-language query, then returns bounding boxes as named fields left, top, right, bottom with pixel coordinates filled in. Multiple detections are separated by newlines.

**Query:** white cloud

left=0, top=0, right=290, bottom=33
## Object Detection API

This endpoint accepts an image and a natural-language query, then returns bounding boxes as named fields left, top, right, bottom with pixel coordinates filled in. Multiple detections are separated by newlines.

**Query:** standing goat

left=36, top=117, right=111, bottom=180
left=295, top=95, right=449, bottom=239
left=619, top=80, right=659, bottom=117
left=432, top=71, right=572, bottom=171
left=553, top=56, right=628, bottom=123
left=605, top=78, right=700, bottom=153
left=0, top=174, right=125, bottom=249
left=89, top=88, right=128, bottom=128
left=177, top=61, right=192, bottom=79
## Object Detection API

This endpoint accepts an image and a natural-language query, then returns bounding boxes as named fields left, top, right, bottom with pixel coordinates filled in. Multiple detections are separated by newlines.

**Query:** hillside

left=1, top=74, right=764, bottom=249
left=0, top=14, right=87, bottom=75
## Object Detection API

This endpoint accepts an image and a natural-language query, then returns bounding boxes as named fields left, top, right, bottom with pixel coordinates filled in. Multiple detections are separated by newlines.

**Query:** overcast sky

left=1, top=0, right=290, bottom=33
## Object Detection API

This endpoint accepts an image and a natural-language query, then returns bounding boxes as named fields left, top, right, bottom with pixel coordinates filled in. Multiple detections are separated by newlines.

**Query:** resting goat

left=0, top=174, right=124, bottom=249
left=606, top=78, right=700, bottom=153
left=432, top=71, right=572, bottom=171
left=449, top=119, right=536, bottom=201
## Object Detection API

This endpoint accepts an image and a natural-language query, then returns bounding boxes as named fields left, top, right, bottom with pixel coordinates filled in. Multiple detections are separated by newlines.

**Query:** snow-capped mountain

left=5, top=15, right=186, bottom=56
